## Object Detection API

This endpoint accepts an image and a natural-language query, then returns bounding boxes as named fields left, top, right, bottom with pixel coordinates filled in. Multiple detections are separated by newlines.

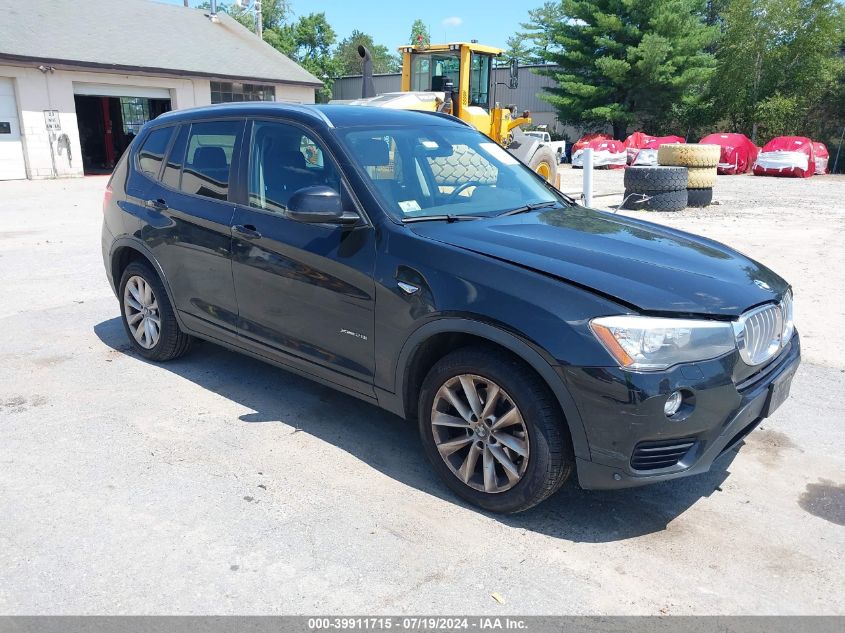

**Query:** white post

left=583, top=148, right=594, bottom=207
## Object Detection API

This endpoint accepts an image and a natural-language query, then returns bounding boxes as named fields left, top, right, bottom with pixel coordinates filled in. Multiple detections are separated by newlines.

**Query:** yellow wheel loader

left=343, top=42, right=559, bottom=183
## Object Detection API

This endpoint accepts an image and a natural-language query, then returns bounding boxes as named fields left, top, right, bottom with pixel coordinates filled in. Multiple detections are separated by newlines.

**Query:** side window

left=180, top=120, right=242, bottom=201
left=248, top=121, right=341, bottom=214
left=161, top=124, right=189, bottom=190
left=137, top=127, right=174, bottom=179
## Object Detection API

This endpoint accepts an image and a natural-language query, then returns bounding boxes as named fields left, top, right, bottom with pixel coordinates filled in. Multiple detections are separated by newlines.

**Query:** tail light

left=103, top=184, right=112, bottom=214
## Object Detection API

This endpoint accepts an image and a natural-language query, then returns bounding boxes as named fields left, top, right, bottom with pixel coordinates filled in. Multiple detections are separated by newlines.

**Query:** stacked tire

left=657, top=144, right=719, bottom=208
left=621, top=165, right=688, bottom=211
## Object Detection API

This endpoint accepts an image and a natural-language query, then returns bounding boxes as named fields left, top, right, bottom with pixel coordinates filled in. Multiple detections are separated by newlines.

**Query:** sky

left=157, top=0, right=530, bottom=50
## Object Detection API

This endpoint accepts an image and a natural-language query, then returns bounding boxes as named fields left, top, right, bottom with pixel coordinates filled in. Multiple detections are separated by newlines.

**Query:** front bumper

left=565, top=333, right=801, bottom=490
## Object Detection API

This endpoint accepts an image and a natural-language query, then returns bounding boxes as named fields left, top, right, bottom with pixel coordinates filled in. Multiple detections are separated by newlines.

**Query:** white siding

left=274, top=83, right=316, bottom=104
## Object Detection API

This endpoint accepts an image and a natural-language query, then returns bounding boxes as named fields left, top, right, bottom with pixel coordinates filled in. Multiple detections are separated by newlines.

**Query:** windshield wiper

left=402, top=214, right=485, bottom=223
left=497, top=201, right=561, bottom=217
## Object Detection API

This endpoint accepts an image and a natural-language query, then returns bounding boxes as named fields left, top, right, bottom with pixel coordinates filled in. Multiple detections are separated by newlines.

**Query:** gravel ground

left=0, top=175, right=843, bottom=615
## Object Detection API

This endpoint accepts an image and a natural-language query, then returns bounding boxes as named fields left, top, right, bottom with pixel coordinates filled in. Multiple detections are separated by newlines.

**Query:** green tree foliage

left=517, top=1, right=566, bottom=64
left=272, top=13, right=340, bottom=101
left=531, top=0, right=719, bottom=138
left=334, top=30, right=400, bottom=76
left=712, top=0, right=845, bottom=144
left=504, top=35, right=534, bottom=65
left=409, top=19, right=431, bottom=46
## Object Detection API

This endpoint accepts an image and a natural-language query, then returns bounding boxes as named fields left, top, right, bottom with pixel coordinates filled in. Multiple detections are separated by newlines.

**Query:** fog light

left=664, top=391, right=683, bottom=417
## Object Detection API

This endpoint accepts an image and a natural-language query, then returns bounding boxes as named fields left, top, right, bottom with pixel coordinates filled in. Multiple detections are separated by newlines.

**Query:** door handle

left=145, top=198, right=168, bottom=211
left=233, top=224, right=262, bottom=240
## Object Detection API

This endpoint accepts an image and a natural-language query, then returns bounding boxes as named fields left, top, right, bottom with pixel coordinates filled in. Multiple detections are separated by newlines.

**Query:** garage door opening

left=74, top=95, right=170, bottom=174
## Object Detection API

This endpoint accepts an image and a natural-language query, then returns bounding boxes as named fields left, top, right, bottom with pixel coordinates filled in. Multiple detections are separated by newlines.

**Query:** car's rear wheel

left=119, top=261, right=192, bottom=361
left=418, top=346, right=572, bottom=513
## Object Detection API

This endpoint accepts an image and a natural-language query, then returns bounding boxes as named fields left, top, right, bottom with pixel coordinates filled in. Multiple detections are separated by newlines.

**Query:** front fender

left=377, top=317, right=592, bottom=461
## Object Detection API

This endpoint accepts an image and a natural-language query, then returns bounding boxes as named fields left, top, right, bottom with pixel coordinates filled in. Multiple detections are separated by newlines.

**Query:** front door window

left=247, top=120, right=341, bottom=214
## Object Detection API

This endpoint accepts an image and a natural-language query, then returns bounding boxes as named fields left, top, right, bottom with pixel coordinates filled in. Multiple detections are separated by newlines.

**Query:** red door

left=100, top=96, right=116, bottom=167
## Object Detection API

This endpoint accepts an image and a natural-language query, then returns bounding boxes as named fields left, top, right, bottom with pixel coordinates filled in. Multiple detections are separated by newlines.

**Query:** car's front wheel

left=118, top=260, right=192, bottom=361
left=418, top=346, right=572, bottom=513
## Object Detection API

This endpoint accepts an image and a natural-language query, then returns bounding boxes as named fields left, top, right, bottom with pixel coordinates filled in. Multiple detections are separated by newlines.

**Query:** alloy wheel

left=123, top=275, right=161, bottom=349
left=430, top=374, right=530, bottom=493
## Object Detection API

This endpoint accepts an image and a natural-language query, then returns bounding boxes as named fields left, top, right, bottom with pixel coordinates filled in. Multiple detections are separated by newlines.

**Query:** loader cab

left=401, top=43, right=497, bottom=118
left=397, top=42, right=530, bottom=150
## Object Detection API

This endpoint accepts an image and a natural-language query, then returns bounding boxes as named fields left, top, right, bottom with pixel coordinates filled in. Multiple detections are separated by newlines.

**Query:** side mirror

left=286, top=186, right=358, bottom=225
left=509, top=58, right=519, bottom=89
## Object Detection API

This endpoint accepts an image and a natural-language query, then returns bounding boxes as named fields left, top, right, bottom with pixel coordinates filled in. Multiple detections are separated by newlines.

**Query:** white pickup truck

left=523, top=131, right=567, bottom=163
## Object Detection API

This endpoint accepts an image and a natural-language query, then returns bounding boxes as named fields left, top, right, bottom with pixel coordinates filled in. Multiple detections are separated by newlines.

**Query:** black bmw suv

left=102, top=103, right=800, bottom=513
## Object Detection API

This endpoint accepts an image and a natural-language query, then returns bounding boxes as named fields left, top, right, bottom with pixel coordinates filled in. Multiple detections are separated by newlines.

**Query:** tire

left=623, top=166, right=688, bottom=192
left=418, top=346, right=572, bottom=513
left=528, top=145, right=558, bottom=183
left=118, top=260, right=192, bottom=361
left=621, top=188, right=688, bottom=211
left=686, top=166, right=717, bottom=189
left=427, top=144, right=498, bottom=184
left=687, top=187, right=713, bottom=208
left=657, top=143, right=720, bottom=168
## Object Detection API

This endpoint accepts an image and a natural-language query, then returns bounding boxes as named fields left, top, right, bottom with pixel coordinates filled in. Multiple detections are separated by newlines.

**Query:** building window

left=120, top=97, right=151, bottom=135
left=210, top=81, right=275, bottom=104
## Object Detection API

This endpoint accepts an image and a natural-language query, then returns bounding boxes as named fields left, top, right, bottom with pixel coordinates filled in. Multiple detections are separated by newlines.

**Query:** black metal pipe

left=358, top=45, right=376, bottom=99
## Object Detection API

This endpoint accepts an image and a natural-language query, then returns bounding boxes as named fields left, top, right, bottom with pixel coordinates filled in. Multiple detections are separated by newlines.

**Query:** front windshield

left=339, top=125, right=565, bottom=221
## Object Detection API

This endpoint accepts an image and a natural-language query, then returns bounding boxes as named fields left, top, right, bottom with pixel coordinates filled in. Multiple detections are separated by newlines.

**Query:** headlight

left=590, top=315, right=736, bottom=371
left=781, top=289, right=795, bottom=343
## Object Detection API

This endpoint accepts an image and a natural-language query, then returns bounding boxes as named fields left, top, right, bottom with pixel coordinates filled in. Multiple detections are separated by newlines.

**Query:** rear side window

left=162, top=125, right=189, bottom=190
left=137, top=127, right=174, bottom=179
left=180, top=120, right=242, bottom=201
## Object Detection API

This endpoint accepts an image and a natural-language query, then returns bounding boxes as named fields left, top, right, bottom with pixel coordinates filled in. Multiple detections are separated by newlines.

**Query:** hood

left=410, top=207, right=788, bottom=317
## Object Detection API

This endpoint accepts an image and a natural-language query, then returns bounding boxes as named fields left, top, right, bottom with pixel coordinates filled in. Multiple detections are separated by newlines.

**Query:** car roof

left=314, top=104, right=467, bottom=129
left=150, top=102, right=466, bottom=131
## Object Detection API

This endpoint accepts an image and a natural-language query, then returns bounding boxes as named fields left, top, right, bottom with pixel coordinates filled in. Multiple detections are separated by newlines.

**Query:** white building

left=0, top=0, right=321, bottom=180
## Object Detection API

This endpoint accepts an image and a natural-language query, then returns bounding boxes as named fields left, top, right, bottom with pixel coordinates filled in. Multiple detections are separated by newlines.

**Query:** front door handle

left=233, top=224, right=262, bottom=240
left=145, top=198, right=168, bottom=211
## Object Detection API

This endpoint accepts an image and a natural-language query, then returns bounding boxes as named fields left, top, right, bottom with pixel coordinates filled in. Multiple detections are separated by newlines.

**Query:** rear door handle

left=233, top=224, right=262, bottom=240
left=145, top=198, right=168, bottom=211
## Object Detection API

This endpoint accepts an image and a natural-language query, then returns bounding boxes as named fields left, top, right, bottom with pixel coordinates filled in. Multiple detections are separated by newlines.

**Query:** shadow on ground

left=95, top=317, right=735, bottom=543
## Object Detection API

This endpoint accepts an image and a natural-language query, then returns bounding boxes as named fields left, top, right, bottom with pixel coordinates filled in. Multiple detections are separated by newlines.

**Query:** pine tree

left=409, top=19, right=431, bottom=46
left=504, top=35, right=533, bottom=66
left=535, top=0, right=719, bottom=138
